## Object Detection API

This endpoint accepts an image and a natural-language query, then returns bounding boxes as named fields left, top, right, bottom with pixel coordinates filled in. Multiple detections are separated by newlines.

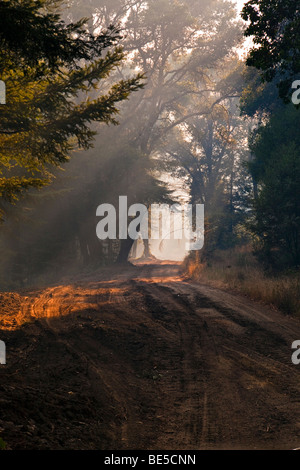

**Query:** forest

left=0, top=0, right=299, bottom=452
left=1, top=0, right=299, bottom=311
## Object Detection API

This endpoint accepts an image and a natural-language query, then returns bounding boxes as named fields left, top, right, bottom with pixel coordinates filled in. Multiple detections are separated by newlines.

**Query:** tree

left=104, top=0, right=245, bottom=260
left=0, top=0, right=143, bottom=213
left=240, top=66, right=284, bottom=118
left=242, top=0, right=300, bottom=101
left=69, top=0, right=243, bottom=153
left=241, top=1, right=300, bottom=269
left=247, top=105, right=300, bottom=269
left=0, top=0, right=247, bottom=282
left=0, top=0, right=121, bottom=76
left=160, top=58, right=252, bottom=255
left=64, top=0, right=245, bottom=260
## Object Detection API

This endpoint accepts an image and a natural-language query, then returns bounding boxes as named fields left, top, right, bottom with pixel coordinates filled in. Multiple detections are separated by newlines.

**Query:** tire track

left=0, top=264, right=300, bottom=449
left=130, top=272, right=300, bottom=449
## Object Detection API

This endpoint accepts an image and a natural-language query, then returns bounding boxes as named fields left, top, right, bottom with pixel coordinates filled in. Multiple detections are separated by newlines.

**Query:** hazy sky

left=233, top=0, right=253, bottom=57
left=234, top=0, right=248, bottom=19
left=235, top=0, right=246, bottom=10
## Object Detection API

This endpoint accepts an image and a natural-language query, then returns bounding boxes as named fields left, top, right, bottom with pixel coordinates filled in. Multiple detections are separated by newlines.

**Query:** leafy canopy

left=242, top=0, right=300, bottom=101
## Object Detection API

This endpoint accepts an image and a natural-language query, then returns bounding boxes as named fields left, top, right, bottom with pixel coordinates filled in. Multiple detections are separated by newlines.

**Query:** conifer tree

left=0, top=0, right=143, bottom=213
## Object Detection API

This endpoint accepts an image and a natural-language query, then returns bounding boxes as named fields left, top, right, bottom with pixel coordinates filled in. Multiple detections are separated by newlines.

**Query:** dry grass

left=185, top=246, right=300, bottom=317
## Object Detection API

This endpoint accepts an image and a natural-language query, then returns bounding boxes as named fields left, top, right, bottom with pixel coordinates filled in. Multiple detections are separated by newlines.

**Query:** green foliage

left=248, top=106, right=300, bottom=269
left=0, top=437, right=6, bottom=450
left=0, top=0, right=144, bottom=210
left=0, top=0, right=248, bottom=282
left=249, top=104, right=300, bottom=180
left=242, top=0, right=300, bottom=102
left=0, top=0, right=121, bottom=77
left=241, top=2, right=300, bottom=270
left=65, top=0, right=246, bottom=261
left=240, top=67, right=284, bottom=117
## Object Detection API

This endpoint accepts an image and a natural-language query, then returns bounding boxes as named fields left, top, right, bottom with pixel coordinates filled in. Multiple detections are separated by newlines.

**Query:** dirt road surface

left=0, top=264, right=299, bottom=450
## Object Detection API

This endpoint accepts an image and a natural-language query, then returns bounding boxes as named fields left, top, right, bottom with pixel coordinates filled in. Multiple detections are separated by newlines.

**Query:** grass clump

left=184, top=246, right=300, bottom=317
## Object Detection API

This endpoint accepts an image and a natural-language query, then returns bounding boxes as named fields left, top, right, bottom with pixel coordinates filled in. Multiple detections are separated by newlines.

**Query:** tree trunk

left=143, top=238, right=151, bottom=258
left=116, top=238, right=135, bottom=264
left=131, top=240, right=138, bottom=259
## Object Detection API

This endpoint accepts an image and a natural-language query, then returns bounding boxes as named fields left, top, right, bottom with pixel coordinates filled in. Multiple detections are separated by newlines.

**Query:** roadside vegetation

left=185, top=246, right=300, bottom=318
left=184, top=0, right=300, bottom=318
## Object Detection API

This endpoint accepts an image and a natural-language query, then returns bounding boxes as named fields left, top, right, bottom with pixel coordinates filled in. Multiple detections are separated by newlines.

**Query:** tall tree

left=0, top=0, right=247, bottom=282
left=247, top=105, right=300, bottom=268
left=241, top=0, right=300, bottom=269
left=0, top=0, right=121, bottom=76
left=242, top=0, right=300, bottom=101
left=162, top=59, right=252, bottom=254
left=0, top=0, right=143, bottom=212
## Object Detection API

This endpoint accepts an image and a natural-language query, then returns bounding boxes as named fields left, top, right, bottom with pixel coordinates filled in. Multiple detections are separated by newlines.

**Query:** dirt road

left=0, top=264, right=299, bottom=450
